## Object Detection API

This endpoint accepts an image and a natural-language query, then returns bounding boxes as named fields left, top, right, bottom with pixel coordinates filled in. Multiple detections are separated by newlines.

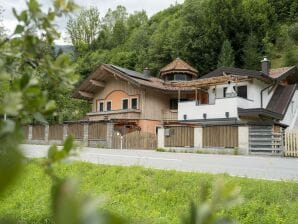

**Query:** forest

left=2, top=0, right=298, bottom=122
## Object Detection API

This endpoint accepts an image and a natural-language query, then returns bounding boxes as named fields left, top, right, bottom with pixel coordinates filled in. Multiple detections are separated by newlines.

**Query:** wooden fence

left=32, top=125, right=45, bottom=140
left=203, top=126, right=238, bottom=148
left=68, top=123, right=84, bottom=140
left=285, top=131, right=298, bottom=157
left=164, top=126, right=194, bottom=147
left=112, top=131, right=157, bottom=149
left=88, top=122, right=107, bottom=140
left=49, top=124, right=64, bottom=140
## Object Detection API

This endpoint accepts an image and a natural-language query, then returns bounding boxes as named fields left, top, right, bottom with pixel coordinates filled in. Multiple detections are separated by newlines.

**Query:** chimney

left=261, top=56, right=270, bottom=75
left=143, top=67, right=151, bottom=77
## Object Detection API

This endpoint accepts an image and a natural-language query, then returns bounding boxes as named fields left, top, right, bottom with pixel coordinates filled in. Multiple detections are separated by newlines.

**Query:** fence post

left=106, top=122, right=114, bottom=148
left=63, top=124, right=68, bottom=141
left=194, top=127, right=203, bottom=148
left=28, top=125, right=33, bottom=141
left=157, top=127, right=165, bottom=149
left=45, top=124, right=49, bottom=143
left=83, top=122, right=89, bottom=146
left=238, top=126, right=249, bottom=155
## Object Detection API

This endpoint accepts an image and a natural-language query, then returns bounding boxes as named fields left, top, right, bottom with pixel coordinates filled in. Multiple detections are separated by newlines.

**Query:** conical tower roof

left=160, top=58, right=198, bottom=77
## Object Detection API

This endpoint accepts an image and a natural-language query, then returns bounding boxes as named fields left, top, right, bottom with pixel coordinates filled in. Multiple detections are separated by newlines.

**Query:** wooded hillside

left=67, top=0, right=298, bottom=78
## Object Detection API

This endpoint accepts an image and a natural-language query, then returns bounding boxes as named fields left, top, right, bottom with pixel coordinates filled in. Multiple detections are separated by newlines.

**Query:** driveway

left=21, top=144, right=298, bottom=181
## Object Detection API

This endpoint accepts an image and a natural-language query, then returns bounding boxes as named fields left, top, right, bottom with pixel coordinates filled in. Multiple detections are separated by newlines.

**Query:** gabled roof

left=201, top=66, right=298, bottom=83
left=238, top=84, right=297, bottom=121
left=72, top=64, right=195, bottom=99
left=160, top=58, right=198, bottom=77
left=201, top=67, right=274, bottom=83
left=266, top=84, right=296, bottom=115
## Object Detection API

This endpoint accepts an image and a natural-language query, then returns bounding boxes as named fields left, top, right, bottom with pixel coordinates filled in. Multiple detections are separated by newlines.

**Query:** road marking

left=81, top=152, right=181, bottom=162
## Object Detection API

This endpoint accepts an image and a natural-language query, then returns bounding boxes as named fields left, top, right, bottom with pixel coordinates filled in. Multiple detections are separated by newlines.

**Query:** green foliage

left=217, top=40, right=235, bottom=67
left=1, top=162, right=298, bottom=223
left=67, top=7, right=101, bottom=51
left=183, top=179, right=243, bottom=224
left=242, top=35, right=261, bottom=70
left=288, top=23, right=298, bottom=44
left=67, top=0, right=297, bottom=78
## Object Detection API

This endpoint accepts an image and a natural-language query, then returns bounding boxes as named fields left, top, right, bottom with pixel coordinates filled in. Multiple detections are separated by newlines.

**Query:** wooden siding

left=22, top=125, right=29, bottom=139
left=285, top=131, right=298, bottom=157
left=49, top=124, right=64, bottom=140
left=92, top=78, right=173, bottom=121
left=88, top=122, right=107, bottom=140
left=203, top=126, right=238, bottom=148
left=165, top=126, right=194, bottom=147
left=32, top=125, right=45, bottom=140
left=112, top=131, right=157, bottom=149
left=68, top=123, right=84, bottom=140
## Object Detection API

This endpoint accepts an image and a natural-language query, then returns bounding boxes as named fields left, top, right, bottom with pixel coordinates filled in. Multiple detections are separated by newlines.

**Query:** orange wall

left=138, top=120, right=161, bottom=134
left=105, top=90, right=130, bottom=110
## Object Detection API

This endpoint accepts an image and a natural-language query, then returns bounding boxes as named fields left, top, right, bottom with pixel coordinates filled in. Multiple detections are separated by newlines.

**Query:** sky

left=1, top=0, right=184, bottom=45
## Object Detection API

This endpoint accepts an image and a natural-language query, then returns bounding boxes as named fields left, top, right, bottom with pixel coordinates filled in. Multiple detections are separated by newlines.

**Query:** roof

left=201, top=67, right=274, bottom=83
left=266, top=84, right=296, bottom=115
left=109, top=65, right=151, bottom=81
left=72, top=64, right=195, bottom=99
left=160, top=58, right=198, bottom=77
left=201, top=66, right=298, bottom=83
left=238, top=84, right=297, bottom=121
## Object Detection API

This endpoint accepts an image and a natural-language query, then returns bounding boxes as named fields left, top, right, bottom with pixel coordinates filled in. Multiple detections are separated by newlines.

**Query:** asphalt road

left=21, top=144, right=298, bottom=181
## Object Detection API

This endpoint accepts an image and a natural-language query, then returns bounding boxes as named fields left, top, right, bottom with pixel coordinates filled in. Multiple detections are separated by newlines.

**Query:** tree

left=67, top=7, right=101, bottom=52
left=242, top=35, right=260, bottom=70
left=217, top=39, right=235, bottom=67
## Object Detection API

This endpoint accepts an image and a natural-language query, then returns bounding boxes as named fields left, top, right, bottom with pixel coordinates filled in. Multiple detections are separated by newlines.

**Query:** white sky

left=1, top=0, right=184, bottom=45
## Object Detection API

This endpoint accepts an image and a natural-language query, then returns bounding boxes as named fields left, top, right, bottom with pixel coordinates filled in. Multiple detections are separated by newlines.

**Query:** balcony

left=178, top=97, right=256, bottom=121
left=162, top=110, right=178, bottom=121
left=87, top=109, right=141, bottom=121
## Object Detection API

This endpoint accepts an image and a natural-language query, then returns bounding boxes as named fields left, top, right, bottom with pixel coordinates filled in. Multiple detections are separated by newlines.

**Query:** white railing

left=178, top=97, right=255, bottom=121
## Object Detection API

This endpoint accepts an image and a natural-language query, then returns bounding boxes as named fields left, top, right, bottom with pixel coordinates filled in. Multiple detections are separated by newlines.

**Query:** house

left=73, top=58, right=197, bottom=135
left=74, top=57, right=298, bottom=154
left=171, top=57, right=298, bottom=154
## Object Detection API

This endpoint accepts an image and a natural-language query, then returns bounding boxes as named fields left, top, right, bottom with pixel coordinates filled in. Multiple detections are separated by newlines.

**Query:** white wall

left=282, top=90, right=298, bottom=128
left=207, top=80, right=269, bottom=108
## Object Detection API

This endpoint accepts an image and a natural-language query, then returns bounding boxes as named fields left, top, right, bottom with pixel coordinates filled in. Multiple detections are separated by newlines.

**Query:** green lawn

left=0, top=160, right=298, bottom=224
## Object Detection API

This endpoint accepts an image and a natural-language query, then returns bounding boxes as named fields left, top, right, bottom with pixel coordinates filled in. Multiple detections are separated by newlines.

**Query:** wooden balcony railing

left=162, top=110, right=178, bottom=121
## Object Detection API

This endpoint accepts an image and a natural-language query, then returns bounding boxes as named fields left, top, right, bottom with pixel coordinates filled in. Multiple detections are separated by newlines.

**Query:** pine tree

left=217, top=39, right=235, bottom=67
left=243, top=35, right=260, bottom=70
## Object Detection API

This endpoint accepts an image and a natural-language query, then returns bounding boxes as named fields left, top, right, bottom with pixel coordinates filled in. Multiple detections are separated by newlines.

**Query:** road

left=22, top=144, right=298, bottom=181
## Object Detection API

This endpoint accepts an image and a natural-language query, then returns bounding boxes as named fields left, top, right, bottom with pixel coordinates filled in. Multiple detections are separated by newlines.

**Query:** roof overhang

left=173, top=75, right=253, bottom=88
left=238, top=108, right=283, bottom=120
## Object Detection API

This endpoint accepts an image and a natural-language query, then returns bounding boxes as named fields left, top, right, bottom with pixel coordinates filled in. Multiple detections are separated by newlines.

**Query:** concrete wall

left=178, top=97, right=256, bottom=120
left=238, top=126, right=249, bottom=155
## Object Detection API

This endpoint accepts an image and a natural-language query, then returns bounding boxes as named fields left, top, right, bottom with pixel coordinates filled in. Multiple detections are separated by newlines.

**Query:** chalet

left=74, top=57, right=298, bottom=154
left=73, top=58, right=197, bottom=135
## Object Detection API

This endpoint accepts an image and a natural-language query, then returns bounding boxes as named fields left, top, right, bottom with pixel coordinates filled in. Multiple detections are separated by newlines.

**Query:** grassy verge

left=0, top=160, right=297, bottom=223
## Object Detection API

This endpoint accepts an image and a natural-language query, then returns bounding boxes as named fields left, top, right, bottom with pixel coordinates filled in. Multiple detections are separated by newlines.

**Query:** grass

left=0, top=160, right=298, bottom=224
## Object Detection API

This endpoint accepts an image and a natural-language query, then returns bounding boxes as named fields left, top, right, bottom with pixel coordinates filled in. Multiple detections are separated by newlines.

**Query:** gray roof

left=201, top=67, right=274, bottom=83
left=109, top=65, right=151, bottom=81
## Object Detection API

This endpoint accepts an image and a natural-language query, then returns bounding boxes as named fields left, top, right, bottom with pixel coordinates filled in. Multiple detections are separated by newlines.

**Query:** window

left=223, top=87, right=227, bottom=98
left=122, top=99, right=128, bottom=110
left=175, top=74, right=187, bottom=81
left=131, top=98, right=138, bottom=109
left=106, top=101, right=112, bottom=111
left=170, top=99, right=178, bottom=110
left=237, top=86, right=247, bottom=99
left=99, top=102, right=104, bottom=112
